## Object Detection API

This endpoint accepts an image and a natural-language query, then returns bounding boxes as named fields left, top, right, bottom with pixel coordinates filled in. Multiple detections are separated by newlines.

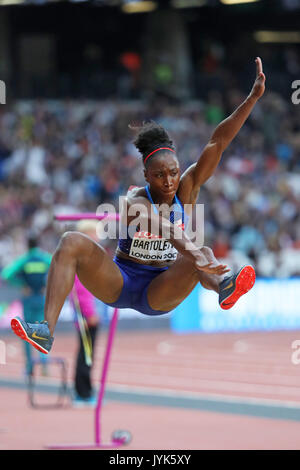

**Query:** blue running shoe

left=11, top=316, right=53, bottom=354
left=219, top=265, right=256, bottom=310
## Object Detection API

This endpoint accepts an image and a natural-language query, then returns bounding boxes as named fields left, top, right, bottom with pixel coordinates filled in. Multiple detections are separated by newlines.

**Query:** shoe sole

left=220, top=265, right=256, bottom=310
left=72, top=402, right=97, bottom=408
left=11, top=318, right=49, bottom=354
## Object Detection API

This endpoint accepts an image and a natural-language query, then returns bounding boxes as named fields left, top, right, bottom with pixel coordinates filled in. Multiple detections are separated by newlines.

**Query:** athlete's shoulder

left=127, top=185, right=145, bottom=195
left=122, top=185, right=151, bottom=225
left=126, top=186, right=149, bottom=205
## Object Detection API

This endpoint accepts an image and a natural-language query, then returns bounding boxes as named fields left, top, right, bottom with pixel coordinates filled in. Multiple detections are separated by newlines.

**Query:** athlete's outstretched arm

left=181, top=57, right=265, bottom=196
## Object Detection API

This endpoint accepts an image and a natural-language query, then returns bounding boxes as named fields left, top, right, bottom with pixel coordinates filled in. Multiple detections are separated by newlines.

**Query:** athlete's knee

left=56, top=231, right=88, bottom=258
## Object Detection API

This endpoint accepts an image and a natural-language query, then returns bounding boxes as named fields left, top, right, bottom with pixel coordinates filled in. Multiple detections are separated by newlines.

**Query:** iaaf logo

left=0, top=80, right=6, bottom=104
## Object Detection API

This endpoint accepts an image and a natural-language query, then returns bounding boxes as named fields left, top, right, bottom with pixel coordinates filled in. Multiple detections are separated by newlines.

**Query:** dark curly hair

left=129, top=120, right=175, bottom=166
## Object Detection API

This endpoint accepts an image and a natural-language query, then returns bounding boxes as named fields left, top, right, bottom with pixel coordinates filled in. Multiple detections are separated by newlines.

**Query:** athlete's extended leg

left=147, top=246, right=226, bottom=312
left=147, top=246, right=255, bottom=312
left=11, top=232, right=124, bottom=352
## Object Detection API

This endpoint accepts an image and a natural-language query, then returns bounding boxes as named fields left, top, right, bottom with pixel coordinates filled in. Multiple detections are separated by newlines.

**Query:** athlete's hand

left=249, top=57, right=265, bottom=100
left=194, top=260, right=230, bottom=275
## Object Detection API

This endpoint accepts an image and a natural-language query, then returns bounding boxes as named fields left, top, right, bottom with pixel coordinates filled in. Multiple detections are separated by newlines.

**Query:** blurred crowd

left=0, top=87, right=299, bottom=278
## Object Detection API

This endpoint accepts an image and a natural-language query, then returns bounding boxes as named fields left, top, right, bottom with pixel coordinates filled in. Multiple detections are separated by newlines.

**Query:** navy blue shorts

left=105, top=257, right=170, bottom=316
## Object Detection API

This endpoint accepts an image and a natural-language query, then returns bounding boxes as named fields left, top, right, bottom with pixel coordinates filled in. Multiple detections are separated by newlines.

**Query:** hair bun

left=132, top=120, right=174, bottom=161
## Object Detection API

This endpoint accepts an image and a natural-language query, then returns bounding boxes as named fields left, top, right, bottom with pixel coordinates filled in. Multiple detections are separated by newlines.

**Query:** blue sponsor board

left=171, top=279, right=300, bottom=333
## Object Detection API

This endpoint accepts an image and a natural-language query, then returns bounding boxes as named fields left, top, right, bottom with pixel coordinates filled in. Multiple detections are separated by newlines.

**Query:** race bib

left=129, top=221, right=184, bottom=262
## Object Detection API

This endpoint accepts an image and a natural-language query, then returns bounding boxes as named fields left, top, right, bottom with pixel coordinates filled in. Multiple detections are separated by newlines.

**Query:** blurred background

left=0, top=0, right=300, bottom=330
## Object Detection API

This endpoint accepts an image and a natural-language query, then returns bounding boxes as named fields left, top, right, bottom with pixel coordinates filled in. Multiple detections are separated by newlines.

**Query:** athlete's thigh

left=75, top=235, right=123, bottom=304
left=147, top=254, right=200, bottom=311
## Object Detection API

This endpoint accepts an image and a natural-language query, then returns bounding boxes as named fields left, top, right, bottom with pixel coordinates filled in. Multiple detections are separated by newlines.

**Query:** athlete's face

left=144, top=152, right=180, bottom=198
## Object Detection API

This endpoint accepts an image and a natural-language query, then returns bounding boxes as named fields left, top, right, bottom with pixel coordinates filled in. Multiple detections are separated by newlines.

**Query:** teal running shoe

left=219, top=265, right=256, bottom=310
left=72, top=395, right=98, bottom=408
left=11, top=316, right=53, bottom=354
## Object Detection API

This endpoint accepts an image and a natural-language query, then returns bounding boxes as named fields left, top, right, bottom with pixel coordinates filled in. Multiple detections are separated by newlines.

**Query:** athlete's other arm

left=180, top=57, right=266, bottom=202
left=123, top=191, right=229, bottom=275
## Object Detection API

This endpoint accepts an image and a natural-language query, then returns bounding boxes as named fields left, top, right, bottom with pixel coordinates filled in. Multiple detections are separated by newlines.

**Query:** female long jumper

left=11, top=58, right=265, bottom=354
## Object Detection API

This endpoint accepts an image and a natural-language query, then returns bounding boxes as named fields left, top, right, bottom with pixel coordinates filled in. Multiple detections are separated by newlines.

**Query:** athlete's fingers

left=218, top=269, right=231, bottom=275
left=213, top=265, right=230, bottom=272
left=259, top=72, right=266, bottom=82
left=195, top=261, right=212, bottom=271
left=196, top=262, right=230, bottom=274
left=255, top=57, right=263, bottom=78
left=209, top=266, right=230, bottom=274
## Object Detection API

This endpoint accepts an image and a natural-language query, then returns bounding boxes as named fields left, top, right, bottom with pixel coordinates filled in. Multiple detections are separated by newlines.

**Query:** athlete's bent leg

left=44, top=231, right=123, bottom=335
left=11, top=232, right=124, bottom=353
